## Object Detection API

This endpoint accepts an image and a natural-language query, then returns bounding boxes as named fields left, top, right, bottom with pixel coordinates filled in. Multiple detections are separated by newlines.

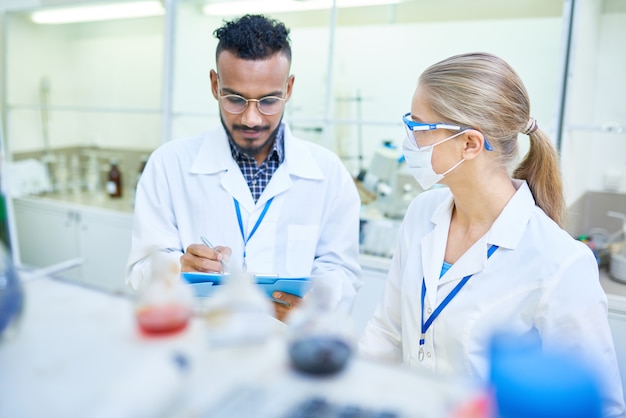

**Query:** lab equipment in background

left=106, top=159, right=122, bottom=198
left=38, top=77, right=56, bottom=189
left=54, top=153, right=69, bottom=194
left=200, top=271, right=274, bottom=347
left=69, top=154, right=81, bottom=194
left=134, top=253, right=194, bottom=336
left=608, top=211, right=626, bottom=283
left=359, top=216, right=401, bottom=258
left=356, top=141, right=421, bottom=258
left=356, top=140, right=422, bottom=220
left=4, top=159, right=53, bottom=197
left=84, top=153, right=100, bottom=195
left=287, top=284, right=356, bottom=375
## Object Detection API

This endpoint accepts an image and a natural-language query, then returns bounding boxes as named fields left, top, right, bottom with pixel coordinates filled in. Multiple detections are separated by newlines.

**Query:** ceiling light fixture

left=202, top=0, right=401, bottom=16
left=31, top=1, right=165, bottom=24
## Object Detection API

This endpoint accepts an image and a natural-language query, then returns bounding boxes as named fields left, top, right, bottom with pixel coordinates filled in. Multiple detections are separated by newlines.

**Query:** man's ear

left=462, top=129, right=487, bottom=160
left=285, top=74, right=295, bottom=101
left=209, top=69, right=219, bottom=100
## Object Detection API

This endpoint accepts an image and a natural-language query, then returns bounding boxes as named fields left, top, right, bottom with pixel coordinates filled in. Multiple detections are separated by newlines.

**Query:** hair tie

left=522, top=118, right=538, bottom=135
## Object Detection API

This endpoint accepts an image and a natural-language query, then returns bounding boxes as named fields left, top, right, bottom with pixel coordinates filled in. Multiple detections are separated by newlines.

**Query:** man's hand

left=272, top=291, right=301, bottom=322
left=180, top=243, right=232, bottom=273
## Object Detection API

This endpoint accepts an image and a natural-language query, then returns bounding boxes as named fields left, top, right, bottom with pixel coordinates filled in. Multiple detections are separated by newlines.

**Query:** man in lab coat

left=126, top=14, right=362, bottom=321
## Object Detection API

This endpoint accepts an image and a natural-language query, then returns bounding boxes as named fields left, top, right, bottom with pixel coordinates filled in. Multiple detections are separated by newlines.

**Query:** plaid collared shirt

left=228, top=124, right=285, bottom=202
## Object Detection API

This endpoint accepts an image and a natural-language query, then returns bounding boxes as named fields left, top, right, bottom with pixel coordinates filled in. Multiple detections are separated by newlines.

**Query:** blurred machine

left=355, top=141, right=422, bottom=220
left=355, top=141, right=422, bottom=258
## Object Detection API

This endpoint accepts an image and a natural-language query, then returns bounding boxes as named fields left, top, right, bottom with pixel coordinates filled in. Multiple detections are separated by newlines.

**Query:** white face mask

left=402, top=131, right=466, bottom=190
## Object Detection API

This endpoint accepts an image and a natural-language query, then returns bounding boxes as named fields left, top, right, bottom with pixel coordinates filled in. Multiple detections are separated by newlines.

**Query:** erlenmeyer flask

left=134, top=254, right=194, bottom=336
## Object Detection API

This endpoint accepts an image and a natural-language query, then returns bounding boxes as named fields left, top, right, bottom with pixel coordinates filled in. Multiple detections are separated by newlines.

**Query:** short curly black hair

left=213, top=14, right=292, bottom=62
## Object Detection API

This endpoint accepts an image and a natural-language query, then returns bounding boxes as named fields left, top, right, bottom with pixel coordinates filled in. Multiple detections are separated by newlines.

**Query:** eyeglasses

left=217, top=79, right=286, bottom=116
left=402, top=112, right=494, bottom=151
left=219, top=93, right=286, bottom=115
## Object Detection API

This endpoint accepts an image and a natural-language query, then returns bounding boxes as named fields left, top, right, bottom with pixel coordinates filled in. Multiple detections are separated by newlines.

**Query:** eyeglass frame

left=217, top=79, right=287, bottom=116
left=402, top=112, right=494, bottom=151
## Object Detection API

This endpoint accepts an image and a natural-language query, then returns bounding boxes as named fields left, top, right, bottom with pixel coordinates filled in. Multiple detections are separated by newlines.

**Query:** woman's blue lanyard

left=419, top=244, right=499, bottom=361
left=233, top=197, right=274, bottom=271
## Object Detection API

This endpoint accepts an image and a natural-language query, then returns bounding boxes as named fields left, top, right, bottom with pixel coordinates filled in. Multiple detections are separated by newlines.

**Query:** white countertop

left=23, top=191, right=135, bottom=214
left=0, top=277, right=477, bottom=418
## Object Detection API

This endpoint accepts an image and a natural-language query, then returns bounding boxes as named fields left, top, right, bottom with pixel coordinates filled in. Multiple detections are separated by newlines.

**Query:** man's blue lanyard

left=419, top=244, right=499, bottom=361
left=233, top=197, right=274, bottom=271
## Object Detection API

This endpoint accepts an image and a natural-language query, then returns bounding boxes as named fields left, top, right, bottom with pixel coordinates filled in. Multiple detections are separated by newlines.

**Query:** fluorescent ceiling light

left=31, top=1, right=164, bottom=24
left=202, top=0, right=402, bottom=16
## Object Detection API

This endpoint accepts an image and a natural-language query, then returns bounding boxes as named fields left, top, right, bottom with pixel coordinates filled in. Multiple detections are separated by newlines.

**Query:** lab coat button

left=427, top=308, right=432, bottom=314
left=427, top=352, right=432, bottom=358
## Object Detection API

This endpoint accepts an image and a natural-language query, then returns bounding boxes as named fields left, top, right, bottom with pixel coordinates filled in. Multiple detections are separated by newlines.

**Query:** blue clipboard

left=181, top=272, right=311, bottom=299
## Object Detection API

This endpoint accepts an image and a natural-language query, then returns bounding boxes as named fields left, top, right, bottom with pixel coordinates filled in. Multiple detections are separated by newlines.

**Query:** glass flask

left=201, top=271, right=274, bottom=347
left=287, top=284, right=356, bottom=375
left=0, top=242, right=24, bottom=341
left=134, top=254, right=194, bottom=336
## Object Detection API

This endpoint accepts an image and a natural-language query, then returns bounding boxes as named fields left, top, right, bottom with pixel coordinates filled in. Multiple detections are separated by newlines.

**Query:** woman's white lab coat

left=359, top=180, right=625, bottom=417
left=126, top=123, right=362, bottom=309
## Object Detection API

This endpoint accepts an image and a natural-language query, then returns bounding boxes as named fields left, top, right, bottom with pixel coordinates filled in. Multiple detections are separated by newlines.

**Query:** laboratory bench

left=0, top=276, right=478, bottom=418
left=33, top=190, right=136, bottom=213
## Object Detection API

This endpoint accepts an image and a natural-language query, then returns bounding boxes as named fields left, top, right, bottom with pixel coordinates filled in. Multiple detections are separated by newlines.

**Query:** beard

left=220, top=115, right=283, bottom=159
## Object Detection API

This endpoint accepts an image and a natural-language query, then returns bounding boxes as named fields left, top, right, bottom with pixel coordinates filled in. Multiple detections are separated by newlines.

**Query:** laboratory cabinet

left=13, top=197, right=133, bottom=295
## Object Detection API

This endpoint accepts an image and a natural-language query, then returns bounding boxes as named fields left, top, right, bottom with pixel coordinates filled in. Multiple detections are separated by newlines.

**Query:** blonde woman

left=358, top=52, right=625, bottom=417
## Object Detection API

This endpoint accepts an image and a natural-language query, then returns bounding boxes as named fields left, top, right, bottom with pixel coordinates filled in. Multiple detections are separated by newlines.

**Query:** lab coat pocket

left=286, top=225, right=319, bottom=276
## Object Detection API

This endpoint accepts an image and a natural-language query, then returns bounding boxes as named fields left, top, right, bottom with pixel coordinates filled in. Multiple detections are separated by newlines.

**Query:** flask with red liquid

left=134, top=253, right=194, bottom=336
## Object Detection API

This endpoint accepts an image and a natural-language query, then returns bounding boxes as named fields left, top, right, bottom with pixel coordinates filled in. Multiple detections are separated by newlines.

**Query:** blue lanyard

left=233, top=197, right=274, bottom=271
left=419, top=244, right=499, bottom=361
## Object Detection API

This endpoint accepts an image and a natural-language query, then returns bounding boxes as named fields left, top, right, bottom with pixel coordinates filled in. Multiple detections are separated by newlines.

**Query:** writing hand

left=272, top=291, right=302, bottom=322
left=181, top=242, right=232, bottom=273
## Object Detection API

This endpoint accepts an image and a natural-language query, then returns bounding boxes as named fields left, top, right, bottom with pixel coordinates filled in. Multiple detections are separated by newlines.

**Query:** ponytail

left=512, top=129, right=566, bottom=227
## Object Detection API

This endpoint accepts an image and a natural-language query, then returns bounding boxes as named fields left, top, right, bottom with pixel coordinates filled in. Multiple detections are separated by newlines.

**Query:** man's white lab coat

left=126, top=123, right=362, bottom=309
left=359, top=180, right=625, bottom=417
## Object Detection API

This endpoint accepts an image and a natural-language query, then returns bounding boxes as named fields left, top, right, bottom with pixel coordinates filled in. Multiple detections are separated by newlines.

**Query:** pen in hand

left=200, top=236, right=230, bottom=272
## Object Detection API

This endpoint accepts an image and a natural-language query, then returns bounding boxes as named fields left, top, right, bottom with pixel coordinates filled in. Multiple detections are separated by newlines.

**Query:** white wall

left=170, top=7, right=563, bottom=176
left=561, top=2, right=626, bottom=203
left=3, top=12, right=163, bottom=154
left=2, top=0, right=625, bottom=201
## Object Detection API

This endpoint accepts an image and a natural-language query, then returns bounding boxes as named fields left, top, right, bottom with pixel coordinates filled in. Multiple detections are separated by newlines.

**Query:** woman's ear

left=462, top=130, right=487, bottom=160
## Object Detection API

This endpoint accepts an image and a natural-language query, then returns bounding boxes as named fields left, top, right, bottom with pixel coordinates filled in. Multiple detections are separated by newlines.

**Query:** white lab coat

left=359, top=180, right=625, bottom=417
left=126, top=123, right=362, bottom=310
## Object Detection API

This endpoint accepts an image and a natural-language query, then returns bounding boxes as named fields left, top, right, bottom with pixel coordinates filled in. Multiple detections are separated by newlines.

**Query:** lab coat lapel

left=189, top=127, right=255, bottom=212
left=439, top=240, right=489, bottom=286
left=421, top=197, right=452, bottom=310
left=221, top=169, right=255, bottom=212
left=256, top=123, right=324, bottom=206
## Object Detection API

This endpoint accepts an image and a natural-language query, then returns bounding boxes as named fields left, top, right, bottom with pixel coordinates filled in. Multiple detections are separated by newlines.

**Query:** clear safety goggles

left=402, top=112, right=494, bottom=151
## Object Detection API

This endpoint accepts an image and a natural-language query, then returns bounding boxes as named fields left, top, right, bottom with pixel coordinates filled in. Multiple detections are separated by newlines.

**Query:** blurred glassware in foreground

left=0, top=242, right=24, bottom=341
left=489, top=332, right=602, bottom=418
left=201, top=271, right=274, bottom=347
left=287, top=284, right=356, bottom=375
left=134, top=253, right=194, bottom=336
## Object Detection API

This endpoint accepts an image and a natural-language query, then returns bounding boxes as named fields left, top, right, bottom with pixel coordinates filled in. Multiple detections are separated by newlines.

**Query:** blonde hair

left=419, top=52, right=565, bottom=227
